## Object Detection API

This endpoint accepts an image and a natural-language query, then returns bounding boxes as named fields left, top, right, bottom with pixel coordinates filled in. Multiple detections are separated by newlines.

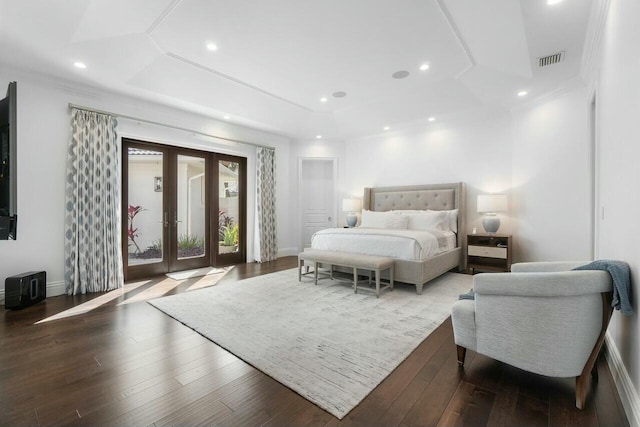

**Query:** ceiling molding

left=509, top=77, right=586, bottom=113
left=434, top=0, right=475, bottom=79
left=580, top=0, right=611, bottom=83
left=163, top=51, right=314, bottom=113
left=146, top=0, right=184, bottom=35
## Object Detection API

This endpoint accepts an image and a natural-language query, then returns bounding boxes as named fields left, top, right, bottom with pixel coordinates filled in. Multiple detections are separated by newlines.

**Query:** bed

left=310, top=182, right=466, bottom=294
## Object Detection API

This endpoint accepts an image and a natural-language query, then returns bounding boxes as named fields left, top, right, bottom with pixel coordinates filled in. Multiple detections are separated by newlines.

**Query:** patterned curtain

left=64, top=108, right=123, bottom=294
left=255, top=147, right=278, bottom=262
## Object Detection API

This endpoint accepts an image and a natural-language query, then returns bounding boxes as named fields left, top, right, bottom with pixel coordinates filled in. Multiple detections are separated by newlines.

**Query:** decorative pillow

left=429, top=209, right=459, bottom=233
left=401, top=211, right=448, bottom=231
left=360, top=210, right=408, bottom=229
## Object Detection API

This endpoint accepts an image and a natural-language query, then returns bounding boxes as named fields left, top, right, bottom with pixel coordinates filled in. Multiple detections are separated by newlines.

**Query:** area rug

left=165, top=266, right=227, bottom=280
left=148, top=268, right=472, bottom=419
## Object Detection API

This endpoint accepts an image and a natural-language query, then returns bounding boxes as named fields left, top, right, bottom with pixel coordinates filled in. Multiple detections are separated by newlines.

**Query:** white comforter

left=310, top=227, right=455, bottom=261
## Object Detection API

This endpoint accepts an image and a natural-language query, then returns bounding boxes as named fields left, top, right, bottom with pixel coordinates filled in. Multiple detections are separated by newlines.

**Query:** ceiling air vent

left=538, top=51, right=564, bottom=67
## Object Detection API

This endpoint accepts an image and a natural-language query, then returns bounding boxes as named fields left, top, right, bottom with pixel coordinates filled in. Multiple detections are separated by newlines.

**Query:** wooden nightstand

left=467, top=233, right=512, bottom=274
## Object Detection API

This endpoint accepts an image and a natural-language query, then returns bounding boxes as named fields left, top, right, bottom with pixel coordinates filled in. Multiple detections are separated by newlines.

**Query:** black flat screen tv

left=0, top=81, right=17, bottom=239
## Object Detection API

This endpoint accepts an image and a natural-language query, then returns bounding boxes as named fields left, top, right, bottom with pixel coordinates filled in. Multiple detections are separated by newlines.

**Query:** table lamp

left=342, top=198, right=362, bottom=227
left=477, top=194, right=507, bottom=234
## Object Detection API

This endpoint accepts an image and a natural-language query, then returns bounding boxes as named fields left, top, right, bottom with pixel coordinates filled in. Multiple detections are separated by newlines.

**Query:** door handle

left=174, top=213, right=182, bottom=226
left=163, top=212, right=169, bottom=228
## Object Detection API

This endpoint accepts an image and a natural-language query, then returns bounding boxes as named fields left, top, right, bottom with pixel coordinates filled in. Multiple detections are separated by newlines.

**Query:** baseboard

left=0, top=280, right=66, bottom=305
left=605, top=332, right=640, bottom=427
left=277, top=247, right=299, bottom=257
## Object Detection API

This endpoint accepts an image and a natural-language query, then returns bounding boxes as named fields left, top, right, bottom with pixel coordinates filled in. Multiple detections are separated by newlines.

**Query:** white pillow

left=428, top=209, right=459, bottom=233
left=360, top=210, right=408, bottom=229
left=401, top=211, right=448, bottom=231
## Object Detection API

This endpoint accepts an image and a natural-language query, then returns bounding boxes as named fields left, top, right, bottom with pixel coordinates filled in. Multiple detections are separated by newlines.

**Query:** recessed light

left=383, top=126, right=390, bottom=131
left=316, top=135, right=322, bottom=139
left=320, top=97, right=328, bottom=103
left=332, top=91, right=347, bottom=98
left=223, top=115, right=230, bottom=120
left=517, top=90, right=528, bottom=97
left=392, top=70, right=410, bottom=79
left=73, top=61, right=87, bottom=69
left=547, top=0, right=562, bottom=5
left=420, top=64, right=430, bottom=71
left=428, top=117, right=435, bottom=122
left=206, top=42, right=218, bottom=51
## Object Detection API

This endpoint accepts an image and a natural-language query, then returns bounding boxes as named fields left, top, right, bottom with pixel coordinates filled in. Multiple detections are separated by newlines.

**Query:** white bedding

left=310, top=227, right=456, bottom=261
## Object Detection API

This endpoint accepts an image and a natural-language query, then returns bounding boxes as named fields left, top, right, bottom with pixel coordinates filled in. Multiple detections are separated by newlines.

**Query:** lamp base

left=482, top=216, right=501, bottom=234
left=346, top=213, right=357, bottom=228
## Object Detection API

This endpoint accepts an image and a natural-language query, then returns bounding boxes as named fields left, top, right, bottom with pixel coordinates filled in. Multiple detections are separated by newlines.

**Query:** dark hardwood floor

left=0, top=257, right=629, bottom=427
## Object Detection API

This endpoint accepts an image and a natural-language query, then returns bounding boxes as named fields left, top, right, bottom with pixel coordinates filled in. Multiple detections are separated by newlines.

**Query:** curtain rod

left=68, top=103, right=275, bottom=150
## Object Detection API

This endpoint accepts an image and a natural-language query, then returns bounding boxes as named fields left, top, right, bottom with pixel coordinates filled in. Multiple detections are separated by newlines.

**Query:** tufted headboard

left=363, top=182, right=466, bottom=249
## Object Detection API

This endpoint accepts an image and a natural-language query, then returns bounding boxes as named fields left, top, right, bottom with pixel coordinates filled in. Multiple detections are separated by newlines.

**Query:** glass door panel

left=218, top=160, right=240, bottom=255
left=127, top=147, right=165, bottom=266
left=213, top=154, right=245, bottom=266
left=175, top=154, right=207, bottom=262
left=123, top=142, right=169, bottom=281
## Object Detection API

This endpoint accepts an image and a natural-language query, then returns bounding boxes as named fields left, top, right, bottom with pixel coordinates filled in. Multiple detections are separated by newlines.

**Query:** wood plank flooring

left=0, top=257, right=629, bottom=426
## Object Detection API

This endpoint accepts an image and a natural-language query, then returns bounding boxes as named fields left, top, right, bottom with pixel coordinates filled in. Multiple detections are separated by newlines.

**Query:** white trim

left=605, top=332, right=640, bottom=427
left=434, top=0, right=475, bottom=79
left=0, top=280, right=66, bottom=305
left=580, top=0, right=611, bottom=83
left=509, top=77, right=584, bottom=113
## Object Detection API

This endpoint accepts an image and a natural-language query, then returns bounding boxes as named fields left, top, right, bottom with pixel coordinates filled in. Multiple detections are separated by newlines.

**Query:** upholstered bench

left=298, top=249, right=394, bottom=298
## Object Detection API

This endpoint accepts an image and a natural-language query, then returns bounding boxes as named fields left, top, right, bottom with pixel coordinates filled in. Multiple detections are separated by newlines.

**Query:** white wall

left=0, top=66, right=292, bottom=298
left=592, top=0, right=640, bottom=419
left=344, top=110, right=514, bottom=245
left=510, top=86, right=593, bottom=263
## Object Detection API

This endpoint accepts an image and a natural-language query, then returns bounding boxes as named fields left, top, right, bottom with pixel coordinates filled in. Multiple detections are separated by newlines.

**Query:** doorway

left=122, top=139, right=246, bottom=281
left=298, top=158, right=337, bottom=249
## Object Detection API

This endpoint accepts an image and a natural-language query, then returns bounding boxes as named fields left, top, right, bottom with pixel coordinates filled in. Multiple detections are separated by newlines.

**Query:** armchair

left=452, top=261, right=613, bottom=409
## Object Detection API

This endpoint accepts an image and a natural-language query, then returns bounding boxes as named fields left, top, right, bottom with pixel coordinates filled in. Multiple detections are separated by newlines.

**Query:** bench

left=298, top=249, right=394, bottom=298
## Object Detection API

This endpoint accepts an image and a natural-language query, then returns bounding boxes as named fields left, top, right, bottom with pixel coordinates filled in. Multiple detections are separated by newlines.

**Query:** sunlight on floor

left=35, top=280, right=152, bottom=324
left=35, top=267, right=233, bottom=324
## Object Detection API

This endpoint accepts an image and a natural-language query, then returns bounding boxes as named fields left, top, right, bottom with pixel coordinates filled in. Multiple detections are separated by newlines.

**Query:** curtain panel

left=255, top=147, right=278, bottom=262
left=64, top=108, right=123, bottom=294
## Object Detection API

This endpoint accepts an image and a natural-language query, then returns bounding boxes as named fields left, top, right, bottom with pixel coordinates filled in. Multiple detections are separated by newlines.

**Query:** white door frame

left=297, top=157, right=338, bottom=251
left=589, top=87, right=599, bottom=260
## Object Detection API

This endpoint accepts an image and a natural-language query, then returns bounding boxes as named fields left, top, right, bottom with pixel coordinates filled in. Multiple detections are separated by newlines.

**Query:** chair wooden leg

left=456, top=345, right=466, bottom=367
left=575, top=292, right=613, bottom=410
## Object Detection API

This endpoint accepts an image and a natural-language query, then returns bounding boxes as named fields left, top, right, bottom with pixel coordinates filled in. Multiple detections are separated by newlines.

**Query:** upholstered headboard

left=363, top=182, right=466, bottom=249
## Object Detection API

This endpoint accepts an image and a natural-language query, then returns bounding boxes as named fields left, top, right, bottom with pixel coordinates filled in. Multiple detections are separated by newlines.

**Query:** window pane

left=218, top=160, right=239, bottom=254
left=177, top=155, right=206, bottom=259
left=127, top=147, right=163, bottom=266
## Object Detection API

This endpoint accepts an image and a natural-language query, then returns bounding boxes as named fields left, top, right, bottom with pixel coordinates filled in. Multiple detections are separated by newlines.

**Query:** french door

left=122, top=139, right=246, bottom=281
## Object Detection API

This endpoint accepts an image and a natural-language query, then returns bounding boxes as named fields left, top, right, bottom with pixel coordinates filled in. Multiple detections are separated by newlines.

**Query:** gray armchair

left=452, top=261, right=613, bottom=409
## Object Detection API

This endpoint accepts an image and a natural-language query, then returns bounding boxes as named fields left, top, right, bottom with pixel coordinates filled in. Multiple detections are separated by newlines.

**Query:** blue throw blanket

left=573, top=260, right=632, bottom=315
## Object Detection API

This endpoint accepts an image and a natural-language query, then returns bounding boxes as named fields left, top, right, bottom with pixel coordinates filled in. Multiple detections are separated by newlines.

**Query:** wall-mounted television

left=0, top=81, right=17, bottom=240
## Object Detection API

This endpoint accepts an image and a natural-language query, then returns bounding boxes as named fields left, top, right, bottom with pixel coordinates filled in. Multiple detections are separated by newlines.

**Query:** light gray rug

left=148, top=268, right=472, bottom=419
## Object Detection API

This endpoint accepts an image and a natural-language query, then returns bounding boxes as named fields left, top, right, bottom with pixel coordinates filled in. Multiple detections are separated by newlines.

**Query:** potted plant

left=219, top=223, right=238, bottom=254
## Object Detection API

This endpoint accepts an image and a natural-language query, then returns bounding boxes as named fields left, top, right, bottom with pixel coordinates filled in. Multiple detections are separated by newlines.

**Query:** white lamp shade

left=477, top=194, right=507, bottom=213
left=342, top=198, right=362, bottom=212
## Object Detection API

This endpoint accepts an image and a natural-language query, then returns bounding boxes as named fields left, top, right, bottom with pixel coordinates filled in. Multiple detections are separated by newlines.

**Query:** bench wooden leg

left=353, top=267, right=358, bottom=293
left=375, top=268, right=381, bottom=298
left=314, top=262, right=318, bottom=285
left=390, top=265, right=394, bottom=291
left=298, top=258, right=302, bottom=281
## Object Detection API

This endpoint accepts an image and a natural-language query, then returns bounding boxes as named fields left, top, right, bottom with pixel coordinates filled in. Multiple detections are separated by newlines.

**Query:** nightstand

left=467, top=233, right=512, bottom=274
